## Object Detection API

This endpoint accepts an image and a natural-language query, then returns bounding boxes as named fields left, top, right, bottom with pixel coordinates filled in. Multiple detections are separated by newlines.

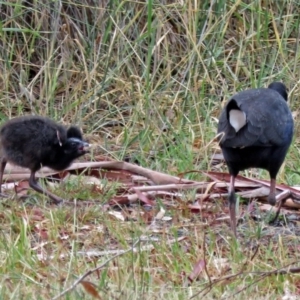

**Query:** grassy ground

left=1, top=0, right=300, bottom=299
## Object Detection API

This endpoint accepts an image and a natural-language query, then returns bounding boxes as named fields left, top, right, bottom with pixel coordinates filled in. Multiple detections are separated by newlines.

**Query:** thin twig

left=202, top=233, right=212, bottom=292
left=229, top=262, right=300, bottom=298
left=190, top=261, right=300, bottom=299
left=51, top=239, right=140, bottom=300
left=250, top=244, right=260, bottom=261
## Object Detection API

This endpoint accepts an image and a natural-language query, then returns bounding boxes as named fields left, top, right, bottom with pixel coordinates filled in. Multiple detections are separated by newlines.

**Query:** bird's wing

left=218, top=89, right=293, bottom=148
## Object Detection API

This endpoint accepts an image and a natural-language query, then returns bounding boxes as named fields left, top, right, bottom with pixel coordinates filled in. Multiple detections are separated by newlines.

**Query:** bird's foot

left=269, top=190, right=291, bottom=224
left=49, top=197, right=64, bottom=205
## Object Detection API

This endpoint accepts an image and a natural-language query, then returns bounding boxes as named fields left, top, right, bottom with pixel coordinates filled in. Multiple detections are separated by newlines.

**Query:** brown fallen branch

left=3, top=161, right=195, bottom=183
left=131, top=180, right=260, bottom=192
left=4, top=162, right=300, bottom=213
left=68, top=161, right=195, bottom=184
left=206, top=171, right=300, bottom=197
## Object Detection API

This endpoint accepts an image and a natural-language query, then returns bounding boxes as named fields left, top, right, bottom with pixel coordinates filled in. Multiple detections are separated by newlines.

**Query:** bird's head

left=267, top=82, right=288, bottom=101
left=63, top=137, right=90, bottom=157
left=59, top=126, right=90, bottom=158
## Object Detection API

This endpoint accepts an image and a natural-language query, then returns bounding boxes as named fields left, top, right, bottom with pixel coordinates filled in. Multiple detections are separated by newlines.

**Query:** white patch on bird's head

left=229, top=109, right=246, bottom=132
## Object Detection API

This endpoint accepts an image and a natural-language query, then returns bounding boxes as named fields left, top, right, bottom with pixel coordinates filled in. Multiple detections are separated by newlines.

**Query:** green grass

left=0, top=0, right=300, bottom=299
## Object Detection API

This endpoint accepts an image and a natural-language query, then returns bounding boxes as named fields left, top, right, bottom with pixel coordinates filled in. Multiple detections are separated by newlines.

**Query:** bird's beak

left=83, top=142, right=91, bottom=152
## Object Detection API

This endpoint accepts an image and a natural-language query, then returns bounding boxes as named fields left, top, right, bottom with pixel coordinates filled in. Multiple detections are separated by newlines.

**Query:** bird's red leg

left=269, top=178, right=291, bottom=224
left=228, top=175, right=237, bottom=237
left=267, top=178, right=277, bottom=205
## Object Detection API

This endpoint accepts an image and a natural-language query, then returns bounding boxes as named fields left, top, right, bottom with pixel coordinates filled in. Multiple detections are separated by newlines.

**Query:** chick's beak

left=82, top=142, right=90, bottom=152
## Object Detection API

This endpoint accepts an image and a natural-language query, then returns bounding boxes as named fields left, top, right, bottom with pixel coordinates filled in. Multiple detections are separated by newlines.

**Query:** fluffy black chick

left=217, top=82, right=294, bottom=236
left=0, top=116, right=90, bottom=203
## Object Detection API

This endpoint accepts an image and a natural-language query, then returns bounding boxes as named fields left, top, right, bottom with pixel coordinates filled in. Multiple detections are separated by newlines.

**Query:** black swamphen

left=217, top=82, right=294, bottom=236
left=0, top=116, right=90, bottom=203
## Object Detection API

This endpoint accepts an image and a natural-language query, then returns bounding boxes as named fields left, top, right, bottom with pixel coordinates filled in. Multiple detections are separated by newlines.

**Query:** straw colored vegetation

left=1, top=0, right=300, bottom=299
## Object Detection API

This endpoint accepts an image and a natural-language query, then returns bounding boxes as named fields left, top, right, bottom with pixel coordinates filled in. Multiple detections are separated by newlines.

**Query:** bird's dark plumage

left=217, top=82, right=294, bottom=236
left=0, top=116, right=90, bottom=203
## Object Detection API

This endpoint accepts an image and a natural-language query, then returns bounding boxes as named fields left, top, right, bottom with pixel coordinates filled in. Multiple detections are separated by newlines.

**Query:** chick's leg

left=0, top=157, right=8, bottom=197
left=29, top=171, right=63, bottom=204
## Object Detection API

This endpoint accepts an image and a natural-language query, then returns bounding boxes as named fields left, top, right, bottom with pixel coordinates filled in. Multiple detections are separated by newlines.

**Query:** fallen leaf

left=134, top=189, right=155, bottom=206
left=188, top=259, right=206, bottom=283
left=108, top=211, right=125, bottom=221
left=81, top=281, right=101, bottom=299
left=155, top=207, right=166, bottom=220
